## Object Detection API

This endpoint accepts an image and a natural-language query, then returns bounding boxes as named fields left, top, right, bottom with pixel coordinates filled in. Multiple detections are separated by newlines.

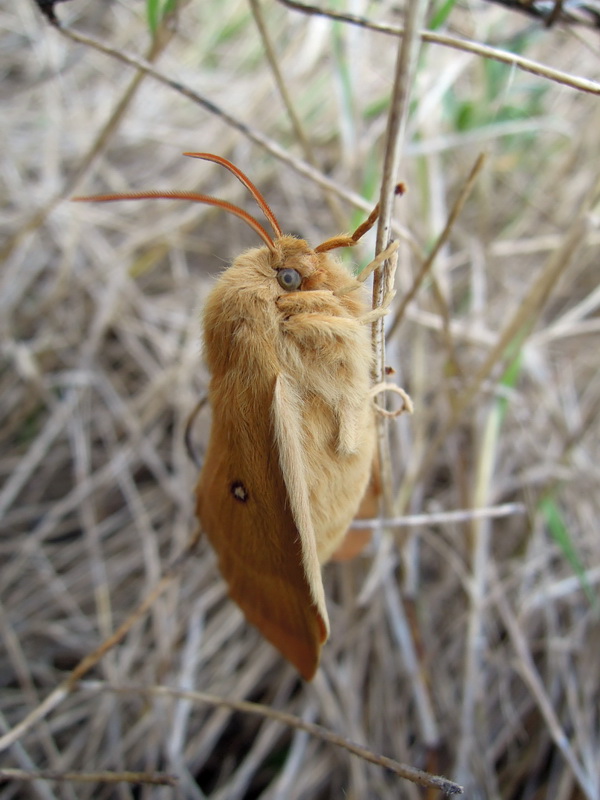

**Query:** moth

left=75, top=153, right=394, bottom=680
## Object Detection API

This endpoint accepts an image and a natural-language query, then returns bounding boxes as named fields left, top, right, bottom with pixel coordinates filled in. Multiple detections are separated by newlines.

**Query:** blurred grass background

left=1, top=0, right=599, bottom=797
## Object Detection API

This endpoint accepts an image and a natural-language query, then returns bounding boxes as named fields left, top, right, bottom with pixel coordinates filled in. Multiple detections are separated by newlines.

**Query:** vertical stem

left=248, top=0, right=347, bottom=229
left=455, top=399, right=501, bottom=782
left=369, top=0, right=440, bottom=755
left=372, top=0, right=428, bottom=507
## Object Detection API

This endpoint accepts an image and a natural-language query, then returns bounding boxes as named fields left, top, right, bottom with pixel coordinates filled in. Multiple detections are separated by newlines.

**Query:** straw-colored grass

left=1, top=0, right=599, bottom=797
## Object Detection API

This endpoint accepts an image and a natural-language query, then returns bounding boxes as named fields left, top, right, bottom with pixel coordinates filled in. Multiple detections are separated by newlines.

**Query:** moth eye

left=277, top=268, right=302, bottom=291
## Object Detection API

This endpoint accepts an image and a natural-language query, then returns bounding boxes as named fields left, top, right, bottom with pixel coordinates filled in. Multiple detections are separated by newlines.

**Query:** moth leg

left=282, top=313, right=361, bottom=344
left=351, top=239, right=400, bottom=322
left=359, top=287, right=397, bottom=324
left=356, top=241, right=400, bottom=285
left=277, top=290, right=345, bottom=318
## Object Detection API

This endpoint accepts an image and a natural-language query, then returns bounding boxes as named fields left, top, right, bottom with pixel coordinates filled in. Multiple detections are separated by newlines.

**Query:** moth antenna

left=73, top=191, right=276, bottom=252
left=315, top=183, right=406, bottom=254
left=184, top=152, right=283, bottom=240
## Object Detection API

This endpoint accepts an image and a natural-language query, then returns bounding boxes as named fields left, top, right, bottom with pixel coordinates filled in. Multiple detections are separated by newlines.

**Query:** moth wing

left=196, top=377, right=328, bottom=681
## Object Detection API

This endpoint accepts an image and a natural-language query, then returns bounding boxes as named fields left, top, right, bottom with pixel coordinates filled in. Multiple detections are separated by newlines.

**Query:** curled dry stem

left=370, top=383, right=414, bottom=418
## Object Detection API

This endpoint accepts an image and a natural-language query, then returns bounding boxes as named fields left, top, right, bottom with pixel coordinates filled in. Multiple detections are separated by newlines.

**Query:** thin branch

left=0, top=768, right=177, bottom=787
left=387, top=153, right=486, bottom=382
left=0, top=23, right=177, bottom=263
left=78, top=681, right=465, bottom=795
left=277, top=0, right=600, bottom=96
left=485, top=0, right=600, bottom=30
left=456, top=396, right=503, bottom=780
left=0, top=534, right=200, bottom=755
left=372, top=0, right=427, bottom=505
left=350, top=502, right=526, bottom=528
left=49, top=23, right=415, bottom=247
left=249, top=0, right=314, bottom=160
left=490, top=564, right=596, bottom=799
left=367, top=0, right=442, bottom=765
left=386, top=152, right=486, bottom=339
left=248, top=0, right=346, bottom=227
left=410, top=171, right=600, bottom=488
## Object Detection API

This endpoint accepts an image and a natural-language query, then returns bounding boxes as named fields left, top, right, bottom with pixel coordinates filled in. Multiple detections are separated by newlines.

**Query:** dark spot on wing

left=231, top=481, right=249, bottom=503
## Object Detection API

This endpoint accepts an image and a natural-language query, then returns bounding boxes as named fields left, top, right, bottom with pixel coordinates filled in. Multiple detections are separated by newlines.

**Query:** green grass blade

left=539, top=495, right=596, bottom=608
left=429, top=0, right=457, bottom=30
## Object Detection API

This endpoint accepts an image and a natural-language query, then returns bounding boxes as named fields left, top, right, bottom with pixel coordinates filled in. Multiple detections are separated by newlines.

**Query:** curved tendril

left=184, top=152, right=283, bottom=240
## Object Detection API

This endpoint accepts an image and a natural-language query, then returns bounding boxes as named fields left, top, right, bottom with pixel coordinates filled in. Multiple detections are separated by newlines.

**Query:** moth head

left=267, top=236, right=357, bottom=296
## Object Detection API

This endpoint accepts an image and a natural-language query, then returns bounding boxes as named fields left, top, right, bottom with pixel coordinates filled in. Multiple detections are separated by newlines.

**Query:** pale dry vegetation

left=1, top=1, right=599, bottom=798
